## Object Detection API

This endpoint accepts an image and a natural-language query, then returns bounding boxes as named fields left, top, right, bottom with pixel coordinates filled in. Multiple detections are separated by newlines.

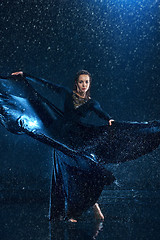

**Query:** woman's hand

left=109, top=119, right=114, bottom=126
left=11, top=71, right=23, bottom=76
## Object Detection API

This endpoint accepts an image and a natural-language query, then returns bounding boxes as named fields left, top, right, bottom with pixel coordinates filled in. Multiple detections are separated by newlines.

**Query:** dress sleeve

left=91, top=100, right=112, bottom=121
left=23, top=73, right=70, bottom=95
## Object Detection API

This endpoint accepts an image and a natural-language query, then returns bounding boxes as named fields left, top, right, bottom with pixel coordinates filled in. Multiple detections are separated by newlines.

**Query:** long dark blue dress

left=0, top=74, right=160, bottom=219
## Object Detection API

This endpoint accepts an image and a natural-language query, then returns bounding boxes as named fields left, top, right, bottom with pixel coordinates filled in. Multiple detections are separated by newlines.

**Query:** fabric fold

left=1, top=74, right=160, bottom=219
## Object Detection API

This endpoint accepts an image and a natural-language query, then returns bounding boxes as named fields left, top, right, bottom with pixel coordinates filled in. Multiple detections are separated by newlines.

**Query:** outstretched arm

left=92, top=100, right=114, bottom=126
left=11, top=71, right=69, bottom=95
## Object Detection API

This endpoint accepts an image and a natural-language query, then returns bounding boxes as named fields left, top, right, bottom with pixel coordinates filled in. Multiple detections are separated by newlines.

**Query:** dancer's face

left=76, top=74, right=90, bottom=94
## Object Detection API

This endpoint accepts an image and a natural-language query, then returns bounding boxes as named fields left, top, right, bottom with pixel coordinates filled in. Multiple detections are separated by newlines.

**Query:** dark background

left=0, top=0, right=160, bottom=202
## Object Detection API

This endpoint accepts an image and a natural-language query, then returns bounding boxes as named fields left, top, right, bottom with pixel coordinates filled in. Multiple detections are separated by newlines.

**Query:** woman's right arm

left=11, top=71, right=69, bottom=95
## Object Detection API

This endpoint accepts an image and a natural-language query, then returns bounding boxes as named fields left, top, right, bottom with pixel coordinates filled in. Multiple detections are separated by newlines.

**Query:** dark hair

left=73, top=70, right=92, bottom=99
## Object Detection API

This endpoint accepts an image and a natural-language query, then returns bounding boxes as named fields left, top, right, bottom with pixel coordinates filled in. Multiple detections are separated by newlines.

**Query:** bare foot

left=68, top=218, right=77, bottom=223
left=93, top=203, right=104, bottom=220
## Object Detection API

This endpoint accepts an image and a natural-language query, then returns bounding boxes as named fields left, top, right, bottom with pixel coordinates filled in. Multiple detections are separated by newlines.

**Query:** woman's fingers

left=11, top=71, right=23, bottom=76
left=109, top=119, right=114, bottom=126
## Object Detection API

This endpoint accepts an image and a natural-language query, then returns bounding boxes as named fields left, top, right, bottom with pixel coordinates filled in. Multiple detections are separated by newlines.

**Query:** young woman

left=11, top=70, right=115, bottom=222
left=1, top=70, right=160, bottom=222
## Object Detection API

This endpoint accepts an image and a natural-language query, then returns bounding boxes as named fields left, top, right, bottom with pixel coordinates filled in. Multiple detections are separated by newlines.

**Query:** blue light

left=18, top=115, right=41, bottom=131
left=28, top=119, right=39, bottom=128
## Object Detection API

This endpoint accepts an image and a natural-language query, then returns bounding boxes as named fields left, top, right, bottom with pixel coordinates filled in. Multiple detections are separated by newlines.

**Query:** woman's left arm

left=91, top=100, right=114, bottom=126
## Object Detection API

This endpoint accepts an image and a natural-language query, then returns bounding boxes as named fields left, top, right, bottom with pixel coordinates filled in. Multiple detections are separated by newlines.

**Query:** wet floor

left=1, top=190, right=160, bottom=240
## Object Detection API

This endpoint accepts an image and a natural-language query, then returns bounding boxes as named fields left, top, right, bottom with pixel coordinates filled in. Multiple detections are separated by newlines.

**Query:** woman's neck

left=73, top=91, right=86, bottom=99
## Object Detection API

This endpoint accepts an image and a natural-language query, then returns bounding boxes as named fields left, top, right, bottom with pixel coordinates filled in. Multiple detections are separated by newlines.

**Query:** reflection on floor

left=1, top=190, right=160, bottom=240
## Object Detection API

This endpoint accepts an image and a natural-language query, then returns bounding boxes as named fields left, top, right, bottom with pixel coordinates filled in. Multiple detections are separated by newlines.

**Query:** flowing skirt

left=0, top=75, right=160, bottom=219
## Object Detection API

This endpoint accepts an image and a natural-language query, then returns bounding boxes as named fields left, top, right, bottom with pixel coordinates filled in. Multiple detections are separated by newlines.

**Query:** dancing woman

left=1, top=70, right=160, bottom=221
left=11, top=70, right=115, bottom=222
